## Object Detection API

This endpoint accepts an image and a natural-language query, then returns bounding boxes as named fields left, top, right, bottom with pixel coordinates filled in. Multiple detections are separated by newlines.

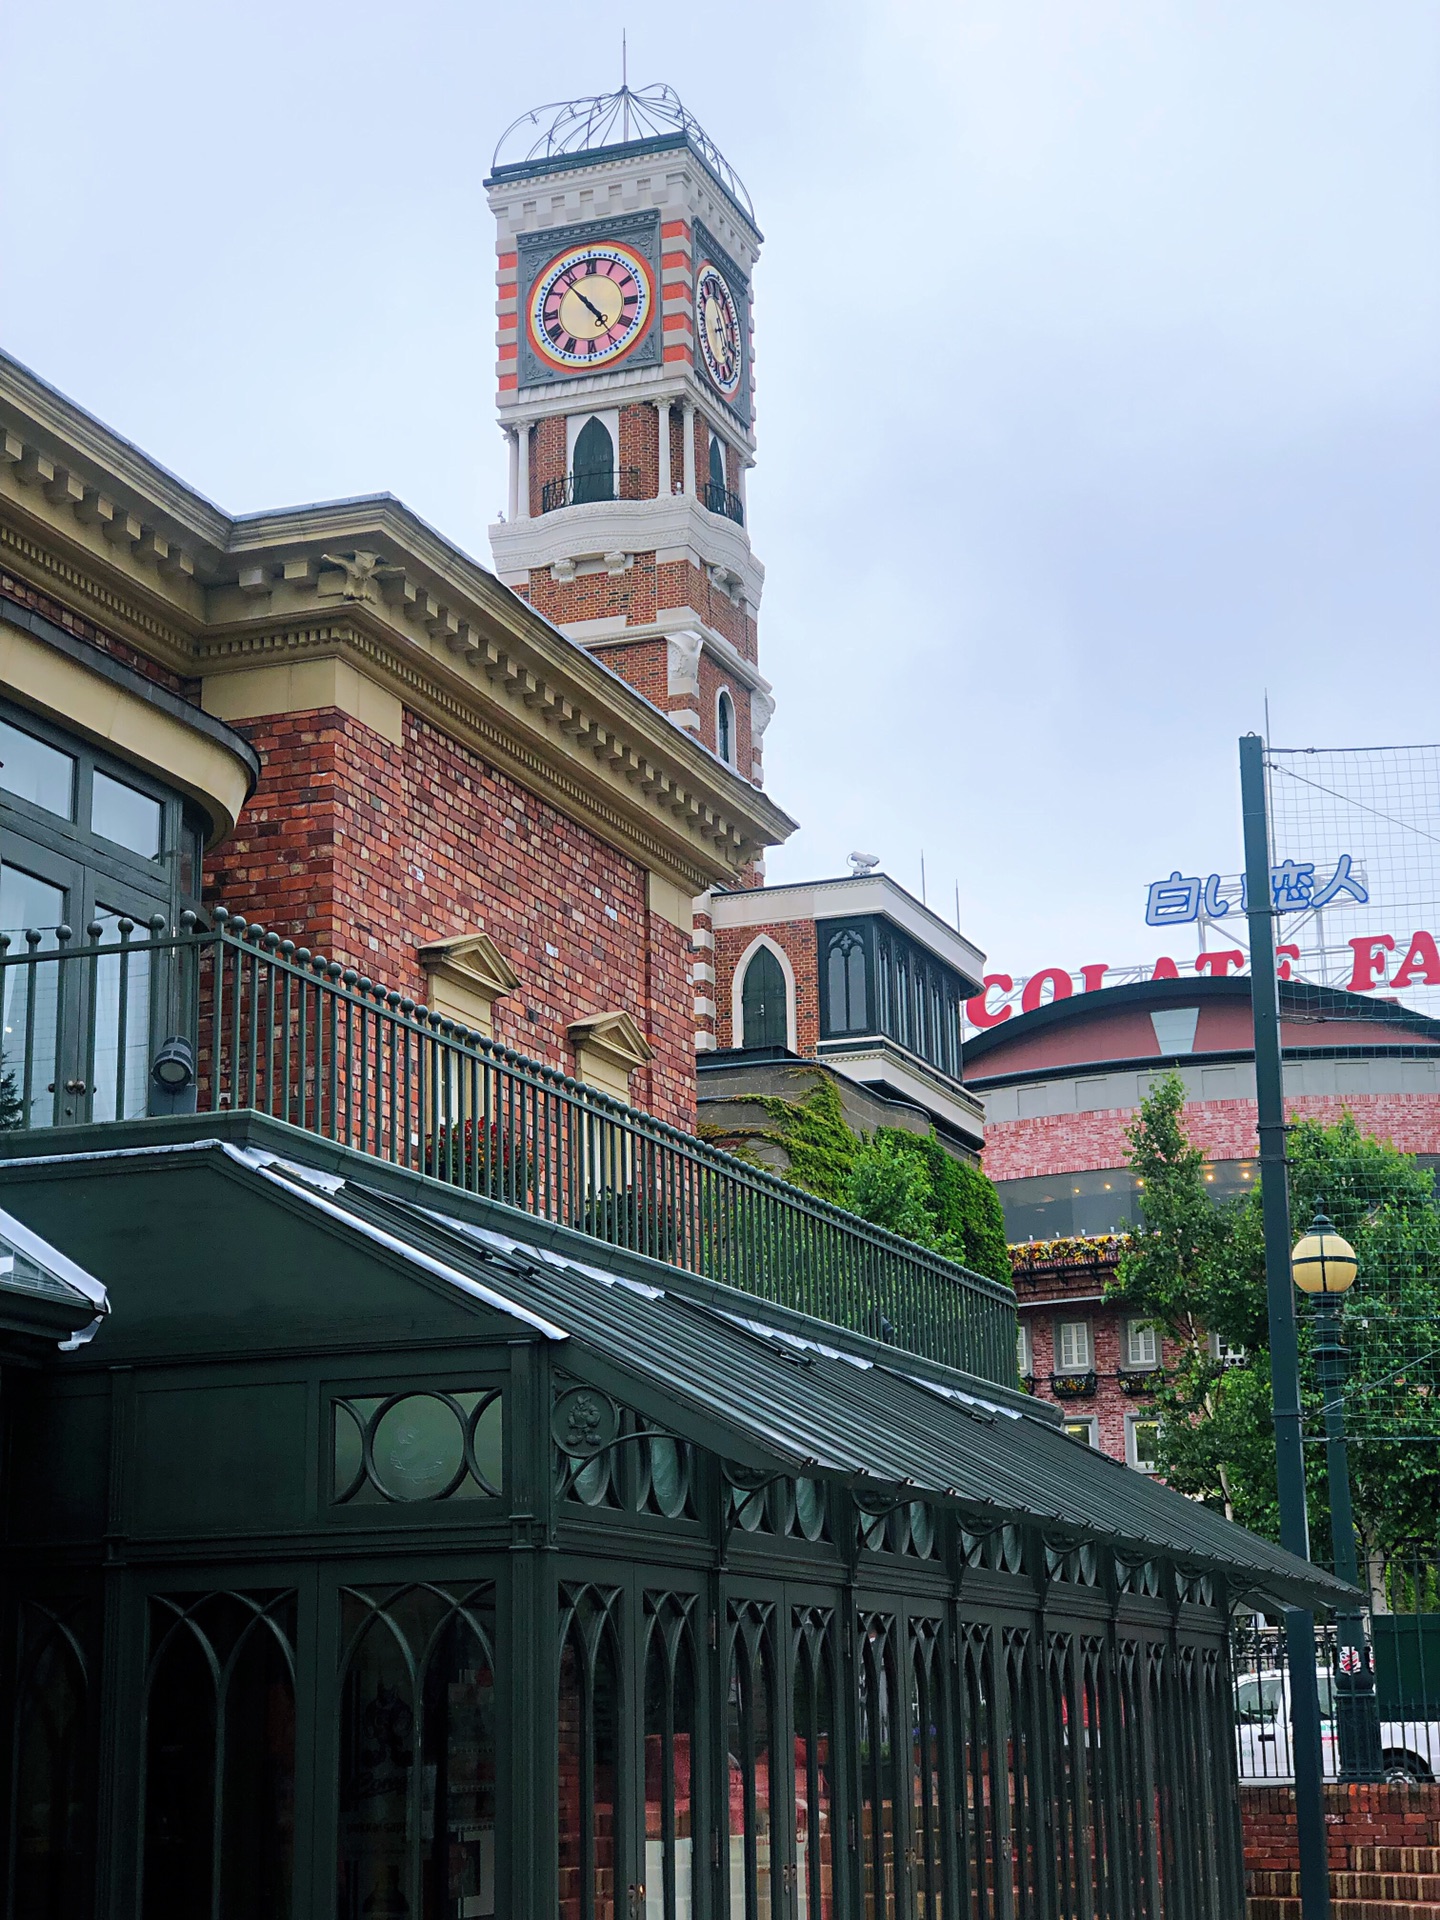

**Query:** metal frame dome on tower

left=490, top=83, right=755, bottom=223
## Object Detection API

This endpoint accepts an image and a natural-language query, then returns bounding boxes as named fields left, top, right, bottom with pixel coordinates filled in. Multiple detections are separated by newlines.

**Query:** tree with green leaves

left=1107, top=1075, right=1440, bottom=1567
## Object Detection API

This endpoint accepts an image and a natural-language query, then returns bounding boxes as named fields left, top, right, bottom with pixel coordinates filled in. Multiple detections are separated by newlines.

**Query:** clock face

left=528, top=240, right=653, bottom=372
left=695, top=264, right=743, bottom=400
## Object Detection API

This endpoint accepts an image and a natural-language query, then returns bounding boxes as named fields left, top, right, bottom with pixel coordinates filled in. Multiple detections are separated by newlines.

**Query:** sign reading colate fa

left=965, top=928, right=1440, bottom=1028
left=1144, top=855, right=1367, bottom=926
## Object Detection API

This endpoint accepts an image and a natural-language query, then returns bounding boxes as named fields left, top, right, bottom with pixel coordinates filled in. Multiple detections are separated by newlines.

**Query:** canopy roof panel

left=0, top=1129, right=1351, bottom=1612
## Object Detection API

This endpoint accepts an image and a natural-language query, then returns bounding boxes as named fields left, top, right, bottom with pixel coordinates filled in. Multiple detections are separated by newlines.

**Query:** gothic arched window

left=572, top=418, right=615, bottom=504
left=558, top=1586, right=625, bottom=1920
left=708, top=433, right=725, bottom=498
left=10, top=1602, right=90, bottom=1917
left=141, top=1591, right=297, bottom=1920
left=740, top=944, right=787, bottom=1051
left=717, top=689, right=735, bottom=766
left=824, top=927, right=869, bottom=1035
left=337, top=1584, right=498, bottom=1920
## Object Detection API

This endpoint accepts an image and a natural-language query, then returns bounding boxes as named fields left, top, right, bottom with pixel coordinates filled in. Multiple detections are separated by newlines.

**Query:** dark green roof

left=0, top=1126, right=1351, bottom=1611
left=0, top=1202, right=107, bottom=1347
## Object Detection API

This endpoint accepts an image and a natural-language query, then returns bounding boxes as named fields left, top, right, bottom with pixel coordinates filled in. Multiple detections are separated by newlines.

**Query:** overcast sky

left=5, top=1, right=1437, bottom=980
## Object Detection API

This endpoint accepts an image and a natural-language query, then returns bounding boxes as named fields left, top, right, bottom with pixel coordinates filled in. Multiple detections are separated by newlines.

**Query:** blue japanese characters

left=1145, top=856, right=1368, bottom=927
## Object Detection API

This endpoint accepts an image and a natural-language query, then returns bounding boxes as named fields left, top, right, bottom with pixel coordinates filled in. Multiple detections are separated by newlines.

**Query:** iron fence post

left=1241, top=731, right=1332, bottom=1920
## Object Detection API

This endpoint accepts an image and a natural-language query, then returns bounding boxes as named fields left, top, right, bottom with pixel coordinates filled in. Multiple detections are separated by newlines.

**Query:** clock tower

left=486, top=86, right=774, bottom=806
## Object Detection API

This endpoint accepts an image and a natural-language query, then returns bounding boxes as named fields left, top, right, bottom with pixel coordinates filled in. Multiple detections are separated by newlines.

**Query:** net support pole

left=1241, top=731, right=1331, bottom=1920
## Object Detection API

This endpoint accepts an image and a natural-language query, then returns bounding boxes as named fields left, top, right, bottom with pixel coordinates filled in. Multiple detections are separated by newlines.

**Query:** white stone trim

left=710, top=874, right=985, bottom=985
left=566, top=407, right=621, bottom=471
left=691, top=960, right=716, bottom=986
left=489, top=493, right=764, bottom=608
left=731, top=933, right=798, bottom=1053
left=584, top=610, right=771, bottom=695
left=817, top=1039, right=986, bottom=1140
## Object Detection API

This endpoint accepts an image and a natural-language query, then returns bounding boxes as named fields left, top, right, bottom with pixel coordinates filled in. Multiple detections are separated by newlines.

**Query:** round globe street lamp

left=1292, top=1211, right=1383, bottom=1781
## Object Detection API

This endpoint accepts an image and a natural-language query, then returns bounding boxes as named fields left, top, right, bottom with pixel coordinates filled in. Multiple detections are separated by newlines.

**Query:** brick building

left=699, top=868, right=990, bottom=1169
left=964, top=973, right=1440, bottom=1467
left=0, top=81, right=1366, bottom=1920
left=0, top=331, right=791, bottom=1133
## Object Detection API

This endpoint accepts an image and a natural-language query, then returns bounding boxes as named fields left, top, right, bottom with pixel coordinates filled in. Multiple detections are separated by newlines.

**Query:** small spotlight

left=152, top=1037, right=194, bottom=1090
left=149, top=1036, right=197, bottom=1116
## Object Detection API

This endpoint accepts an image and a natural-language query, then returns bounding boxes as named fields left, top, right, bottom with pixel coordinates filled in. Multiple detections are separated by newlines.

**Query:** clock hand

left=573, top=288, right=609, bottom=327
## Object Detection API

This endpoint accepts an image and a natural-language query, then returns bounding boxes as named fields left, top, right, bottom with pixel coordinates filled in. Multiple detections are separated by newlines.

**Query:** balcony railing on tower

left=540, top=466, right=644, bottom=513
left=0, top=910, right=1016, bottom=1382
left=702, top=479, right=744, bottom=525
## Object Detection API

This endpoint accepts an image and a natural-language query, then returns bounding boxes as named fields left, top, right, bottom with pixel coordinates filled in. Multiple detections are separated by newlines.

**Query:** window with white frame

left=1208, top=1330, right=1246, bottom=1366
left=716, top=688, right=735, bottom=766
left=1127, top=1416, right=1160, bottom=1473
left=1016, top=1321, right=1032, bottom=1378
left=1055, top=1320, right=1092, bottom=1373
left=1126, top=1319, right=1159, bottom=1369
left=1063, top=1418, right=1097, bottom=1447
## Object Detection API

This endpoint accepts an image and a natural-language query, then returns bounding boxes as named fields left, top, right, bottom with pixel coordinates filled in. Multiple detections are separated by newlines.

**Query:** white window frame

left=1056, top=1319, right=1092, bottom=1373
left=715, top=686, right=736, bottom=767
left=1126, top=1318, right=1159, bottom=1370
left=1126, top=1413, right=1161, bottom=1473
left=566, top=408, right=622, bottom=479
left=1062, top=1416, right=1098, bottom=1448
left=1016, top=1320, right=1033, bottom=1378
left=729, top=934, right=798, bottom=1054
left=1209, top=1330, right=1247, bottom=1366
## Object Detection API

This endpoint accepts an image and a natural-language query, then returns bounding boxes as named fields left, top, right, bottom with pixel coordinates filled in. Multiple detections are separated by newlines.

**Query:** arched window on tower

left=739, top=944, right=787, bottom=1051
left=572, top=417, right=615, bottom=505
left=708, top=432, right=726, bottom=500
left=717, top=689, right=735, bottom=766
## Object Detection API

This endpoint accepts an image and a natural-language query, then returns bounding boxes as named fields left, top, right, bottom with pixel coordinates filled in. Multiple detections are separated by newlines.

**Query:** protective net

left=1260, top=743, right=1440, bottom=1582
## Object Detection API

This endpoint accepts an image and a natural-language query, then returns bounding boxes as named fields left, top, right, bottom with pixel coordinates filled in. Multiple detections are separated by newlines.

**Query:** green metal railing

left=0, top=908, right=1017, bottom=1380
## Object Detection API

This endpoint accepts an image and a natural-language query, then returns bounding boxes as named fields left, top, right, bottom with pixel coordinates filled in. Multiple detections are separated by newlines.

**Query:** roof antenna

left=920, top=849, right=927, bottom=906
left=621, top=31, right=630, bottom=141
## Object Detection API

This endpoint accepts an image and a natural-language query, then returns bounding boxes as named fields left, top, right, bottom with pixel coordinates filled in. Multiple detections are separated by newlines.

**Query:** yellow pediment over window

left=566, top=1010, right=654, bottom=1101
left=418, top=933, right=521, bottom=1038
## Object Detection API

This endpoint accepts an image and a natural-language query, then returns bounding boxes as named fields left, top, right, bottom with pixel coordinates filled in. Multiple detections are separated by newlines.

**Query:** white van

left=1234, top=1665, right=1439, bottom=1782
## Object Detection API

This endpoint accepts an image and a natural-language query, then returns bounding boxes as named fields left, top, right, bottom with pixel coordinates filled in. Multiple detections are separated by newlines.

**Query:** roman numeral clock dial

left=695, top=263, right=742, bottom=400
left=527, top=241, right=653, bottom=371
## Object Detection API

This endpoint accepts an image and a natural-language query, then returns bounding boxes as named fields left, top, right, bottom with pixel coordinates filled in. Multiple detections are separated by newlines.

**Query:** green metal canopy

left=337, top=1177, right=1353, bottom=1613
left=0, top=1201, right=108, bottom=1352
left=0, top=1125, right=1352, bottom=1611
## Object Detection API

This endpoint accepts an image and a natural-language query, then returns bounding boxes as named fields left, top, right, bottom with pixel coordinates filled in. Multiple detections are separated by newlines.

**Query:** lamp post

left=1292, top=1211, right=1384, bottom=1781
left=1242, top=732, right=1330, bottom=1920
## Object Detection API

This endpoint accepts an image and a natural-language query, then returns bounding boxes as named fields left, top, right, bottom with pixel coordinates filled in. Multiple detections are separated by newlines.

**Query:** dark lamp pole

left=1240, top=733, right=1330, bottom=1920
left=1294, top=1211, right=1384, bottom=1781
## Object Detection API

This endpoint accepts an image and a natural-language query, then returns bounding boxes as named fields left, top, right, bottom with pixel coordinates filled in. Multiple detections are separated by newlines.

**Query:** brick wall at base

left=1240, top=1780, right=1440, bottom=1876
left=206, top=703, right=696, bottom=1129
